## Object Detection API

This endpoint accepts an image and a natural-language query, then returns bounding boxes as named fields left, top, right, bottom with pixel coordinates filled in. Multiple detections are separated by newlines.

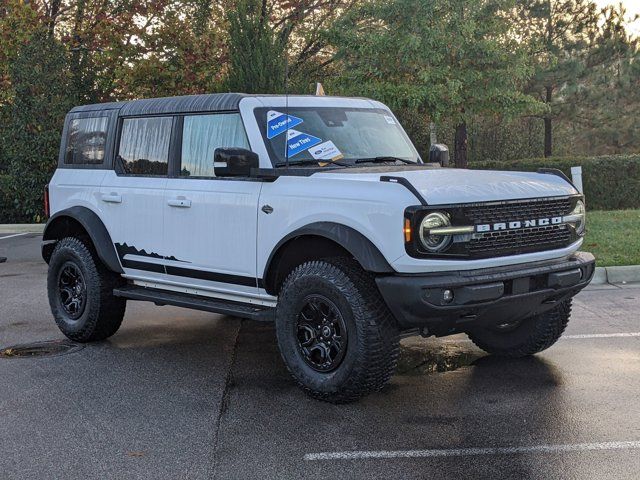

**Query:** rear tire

left=276, top=258, right=399, bottom=403
left=467, top=299, right=572, bottom=357
left=47, top=237, right=126, bottom=342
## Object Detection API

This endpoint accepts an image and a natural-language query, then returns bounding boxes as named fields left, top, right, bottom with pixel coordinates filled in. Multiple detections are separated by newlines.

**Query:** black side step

left=113, top=285, right=275, bottom=321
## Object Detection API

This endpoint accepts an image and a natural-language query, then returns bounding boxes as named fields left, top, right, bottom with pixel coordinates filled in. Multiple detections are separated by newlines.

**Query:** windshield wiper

left=275, top=156, right=415, bottom=167
left=275, top=159, right=351, bottom=168
left=354, top=156, right=415, bottom=165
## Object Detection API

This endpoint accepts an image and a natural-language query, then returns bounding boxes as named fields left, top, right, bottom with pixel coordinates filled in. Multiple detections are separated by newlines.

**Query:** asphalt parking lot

left=1, top=232, right=639, bottom=479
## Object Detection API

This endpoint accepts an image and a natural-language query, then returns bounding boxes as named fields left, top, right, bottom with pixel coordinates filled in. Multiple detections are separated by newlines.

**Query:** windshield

left=254, top=107, right=420, bottom=166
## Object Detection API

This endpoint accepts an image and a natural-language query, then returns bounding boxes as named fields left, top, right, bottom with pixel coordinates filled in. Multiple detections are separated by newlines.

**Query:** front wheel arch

left=275, top=257, right=400, bottom=403
left=263, top=222, right=394, bottom=295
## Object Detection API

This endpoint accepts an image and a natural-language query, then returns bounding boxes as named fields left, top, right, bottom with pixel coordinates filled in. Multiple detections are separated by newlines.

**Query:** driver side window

left=180, top=113, right=249, bottom=177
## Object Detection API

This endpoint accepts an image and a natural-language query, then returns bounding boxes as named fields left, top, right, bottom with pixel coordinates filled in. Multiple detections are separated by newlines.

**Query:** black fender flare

left=42, top=206, right=123, bottom=273
left=263, top=222, right=394, bottom=281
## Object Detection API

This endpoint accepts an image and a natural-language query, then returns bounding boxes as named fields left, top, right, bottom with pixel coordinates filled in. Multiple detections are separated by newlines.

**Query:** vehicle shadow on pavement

left=452, top=355, right=566, bottom=478
left=213, top=319, right=569, bottom=480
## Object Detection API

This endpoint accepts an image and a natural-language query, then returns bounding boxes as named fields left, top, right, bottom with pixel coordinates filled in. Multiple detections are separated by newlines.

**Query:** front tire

left=47, top=237, right=126, bottom=342
left=276, top=258, right=399, bottom=403
left=467, top=299, right=572, bottom=357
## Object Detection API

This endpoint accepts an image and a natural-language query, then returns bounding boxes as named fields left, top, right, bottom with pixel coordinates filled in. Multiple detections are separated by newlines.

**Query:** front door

left=162, top=113, right=263, bottom=303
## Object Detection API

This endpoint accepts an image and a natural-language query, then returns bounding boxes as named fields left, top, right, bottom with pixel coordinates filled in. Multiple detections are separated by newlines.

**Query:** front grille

left=469, top=224, right=572, bottom=255
left=466, top=197, right=573, bottom=224
left=406, top=196, right=580, bottom=259
left=463, top=197, right=575, bottom=257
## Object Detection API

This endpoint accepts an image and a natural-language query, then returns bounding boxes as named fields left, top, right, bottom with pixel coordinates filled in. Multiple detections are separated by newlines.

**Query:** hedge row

left=0, top=174, right=26, bottom=224
left=473, top=155, right=640, bottom=211
left=0, top=175, right=11, bottom=223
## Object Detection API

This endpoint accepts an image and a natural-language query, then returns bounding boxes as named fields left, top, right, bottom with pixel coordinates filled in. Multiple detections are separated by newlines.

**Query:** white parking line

left=0, top=233, right=28, bottom=241
left=443, top=332, right=640, bottom=343
left=563, top=333, right=640, bottom=339
left=304, top=440, right=640, bottom=461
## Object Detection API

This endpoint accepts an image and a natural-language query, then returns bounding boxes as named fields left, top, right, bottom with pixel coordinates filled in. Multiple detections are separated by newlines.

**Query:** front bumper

left=375, top=252, right=595, bottom=335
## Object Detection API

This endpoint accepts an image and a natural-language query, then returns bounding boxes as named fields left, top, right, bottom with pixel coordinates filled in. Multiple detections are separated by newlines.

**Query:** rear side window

left=117, top=117, right=173, bottom=175
left=180, top=113, right=249, bottom=177
left=64, top=117, right=109, bottom=165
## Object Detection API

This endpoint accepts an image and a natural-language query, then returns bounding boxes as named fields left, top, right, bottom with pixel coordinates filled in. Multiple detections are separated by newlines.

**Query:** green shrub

left=473, top=155, right=640, bottom=211
left=0, top=173, right=41, bottom=223
left=4, top=30, right=71, bottom=223
left=0, top=174, right=18, bottom=223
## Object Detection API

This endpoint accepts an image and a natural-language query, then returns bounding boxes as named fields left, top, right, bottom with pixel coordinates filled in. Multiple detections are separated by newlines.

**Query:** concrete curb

left=591, top=267, right=608, bottom=285
left=0, top=224, right=45, bottom=234
left=591, top=266, right=640, bottom=285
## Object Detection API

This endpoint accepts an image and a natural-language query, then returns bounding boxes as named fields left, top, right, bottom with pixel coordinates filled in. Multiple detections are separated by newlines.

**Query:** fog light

left=443, top=289, right=454, bottom=303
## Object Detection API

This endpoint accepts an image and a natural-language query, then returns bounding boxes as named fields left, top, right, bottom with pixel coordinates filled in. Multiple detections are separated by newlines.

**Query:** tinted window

left=180, top=113, right=249, bottom=177
left=117, top=117, right=173, bottom=175
left=64, top=117, right=109, bottom=165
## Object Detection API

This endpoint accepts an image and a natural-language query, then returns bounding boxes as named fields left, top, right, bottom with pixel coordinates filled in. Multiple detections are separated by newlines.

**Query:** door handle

left=167, top=197, right=192, bottom=208
left=101, top=193, right=122, bottom=204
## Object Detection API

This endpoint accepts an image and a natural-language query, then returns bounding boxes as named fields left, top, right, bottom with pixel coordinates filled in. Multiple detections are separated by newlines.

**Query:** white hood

left=318, top=168, right=579, bottom=204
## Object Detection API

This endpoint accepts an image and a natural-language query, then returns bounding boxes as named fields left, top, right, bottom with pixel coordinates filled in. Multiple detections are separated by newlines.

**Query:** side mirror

left=429, top=144, right=449, bottom=167
left=214, top=148, right=259, bottom=177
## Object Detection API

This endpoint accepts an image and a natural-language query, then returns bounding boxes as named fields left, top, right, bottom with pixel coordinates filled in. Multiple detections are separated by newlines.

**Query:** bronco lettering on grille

left=476, top=217, right=563, bottom=232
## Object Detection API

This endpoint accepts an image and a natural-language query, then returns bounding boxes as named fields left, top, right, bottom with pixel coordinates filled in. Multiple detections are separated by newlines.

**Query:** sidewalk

left=0, top=224, right=44, bottom=234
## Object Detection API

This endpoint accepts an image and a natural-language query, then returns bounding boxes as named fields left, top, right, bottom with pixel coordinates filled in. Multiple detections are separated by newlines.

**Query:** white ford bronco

left=43, top=93, right=594, bottom=402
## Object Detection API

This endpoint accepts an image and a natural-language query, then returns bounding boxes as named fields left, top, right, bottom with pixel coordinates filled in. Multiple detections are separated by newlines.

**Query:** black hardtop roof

left=68, top=93, right=252, bottom=116
left=68, top=93, right=374, bottom=117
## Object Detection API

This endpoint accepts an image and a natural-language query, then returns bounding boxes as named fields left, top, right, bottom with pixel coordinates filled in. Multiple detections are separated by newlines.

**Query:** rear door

left=99, top=115, right=174, bottom=279
left=162, top=112, right=263, bottom=302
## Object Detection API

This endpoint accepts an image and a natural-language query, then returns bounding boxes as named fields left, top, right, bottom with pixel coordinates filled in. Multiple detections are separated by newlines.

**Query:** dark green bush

left=473, top=155, right=640, bottom=211
left=3, top=30, right=72, bottom=223
left=0, top=175, right=8, bottom=221
left=0, top=174, right=22, bottom=223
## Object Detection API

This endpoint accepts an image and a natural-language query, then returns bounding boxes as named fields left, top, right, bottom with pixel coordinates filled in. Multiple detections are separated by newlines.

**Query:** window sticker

left=266, top=110, right=304, bottom=139
left=309, top=141, right=344, bottom=161
left=285, top=129, right=322, bottom=158
left=384, top=115, right=396, bottom=125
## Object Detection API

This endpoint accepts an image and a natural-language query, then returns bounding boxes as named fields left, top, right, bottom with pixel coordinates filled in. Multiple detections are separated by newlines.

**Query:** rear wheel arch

left=42, top=207, right=123, bottom=274
left=47, top=236, right=126, bottom=342
left=263, top=222, right=394, bottom=295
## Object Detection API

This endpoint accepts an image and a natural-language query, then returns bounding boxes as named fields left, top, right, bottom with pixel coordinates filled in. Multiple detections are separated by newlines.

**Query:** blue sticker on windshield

left=285, top=129, right=322, bottom=158
left=266, top=110, right=304, bottom=139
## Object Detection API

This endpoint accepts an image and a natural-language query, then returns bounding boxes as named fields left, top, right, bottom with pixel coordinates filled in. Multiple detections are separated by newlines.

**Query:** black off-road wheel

left=467, top=299, right=572, bottom=357
left=47, top=237, right=126, bottom=342
left=276, top=258, right=399, bottom=403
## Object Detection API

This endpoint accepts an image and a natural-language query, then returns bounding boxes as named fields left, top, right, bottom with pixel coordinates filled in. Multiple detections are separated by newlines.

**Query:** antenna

left=284, top=52, right=290, bottom=169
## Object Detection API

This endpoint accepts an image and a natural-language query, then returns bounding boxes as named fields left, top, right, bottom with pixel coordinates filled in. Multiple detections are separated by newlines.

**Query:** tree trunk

left=70, top=0, right=85, bottom=99
left=544, top=85, right=553, bottom=157
left=454, top=122, right=468, bottom=168
left=47, top=0, right=62, bottom=37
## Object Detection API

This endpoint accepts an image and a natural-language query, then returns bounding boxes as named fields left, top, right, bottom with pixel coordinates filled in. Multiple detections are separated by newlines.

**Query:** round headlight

left=419, top=212, right=452, bottom=252
left=571, top=199, right=586, bottom=234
